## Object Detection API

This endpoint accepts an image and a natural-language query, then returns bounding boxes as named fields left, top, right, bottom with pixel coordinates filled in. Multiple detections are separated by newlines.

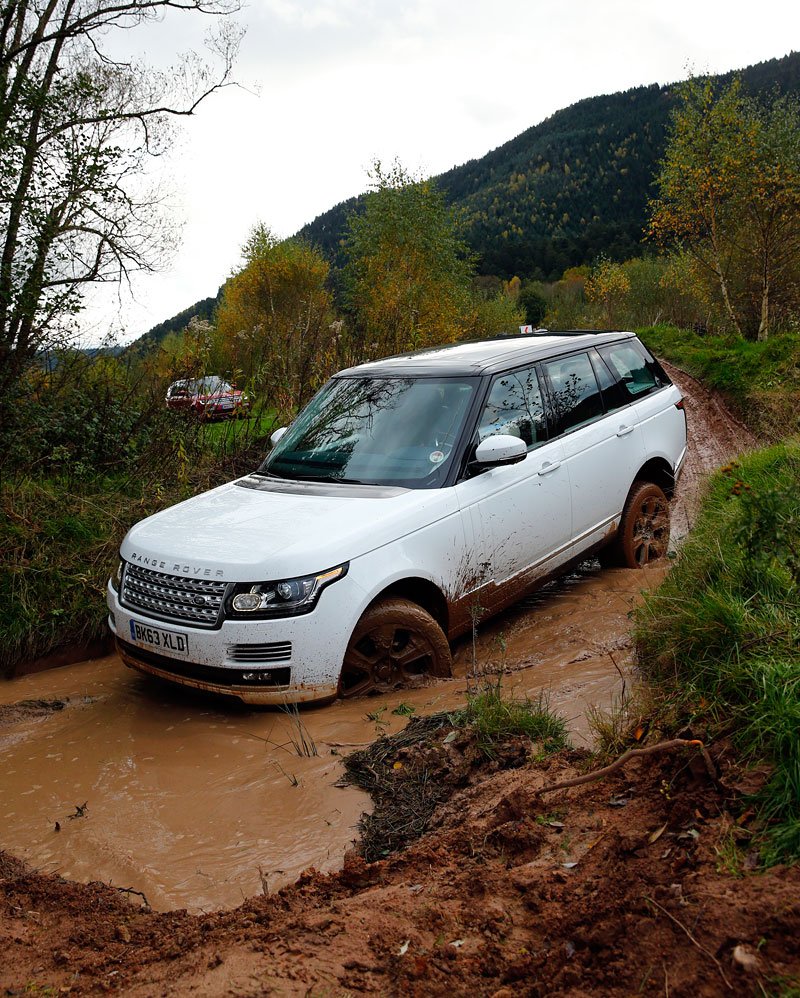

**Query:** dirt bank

left=2, top=725, right=798, bottom=996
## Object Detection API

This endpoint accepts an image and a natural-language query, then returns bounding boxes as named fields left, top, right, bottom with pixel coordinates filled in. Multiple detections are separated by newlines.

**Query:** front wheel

left=604, top=482, right=671, bottom=568
left=339, top=598, right=452, bottom=698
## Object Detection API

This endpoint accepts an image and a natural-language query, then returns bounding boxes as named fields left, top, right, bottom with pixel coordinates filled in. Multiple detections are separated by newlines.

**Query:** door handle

left=538, top=461, right=561, bottom=475
left=616, top=424, right=634, bottom=437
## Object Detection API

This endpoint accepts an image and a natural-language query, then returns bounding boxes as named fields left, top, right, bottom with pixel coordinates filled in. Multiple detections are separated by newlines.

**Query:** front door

left=453, top=363, right=573, bottom=621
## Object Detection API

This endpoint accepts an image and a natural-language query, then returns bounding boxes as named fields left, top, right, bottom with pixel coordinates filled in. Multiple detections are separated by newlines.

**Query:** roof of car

left=335, top=331, right=637, bottom=378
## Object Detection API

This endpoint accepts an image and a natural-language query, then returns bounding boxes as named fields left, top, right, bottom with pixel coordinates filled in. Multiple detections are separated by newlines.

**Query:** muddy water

left=0, top=562, right=664, bottom=914
left=0, top=366, right=754, bottom=913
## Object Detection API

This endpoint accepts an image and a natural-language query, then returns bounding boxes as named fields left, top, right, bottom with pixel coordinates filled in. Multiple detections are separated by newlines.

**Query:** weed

left=391, top=702, right=416, bottom=717
left=452, top=680, right=569, bottom=758
left=587, top=680, right=683, bottom=759
left=278, top=703, right=318, bottom=758
left=271, top=761, right=300, bottom=786
left=364, top=706, right=389, bottom=735
left=714, top=829, right=748, bottom=878
left=758, top=980, right=800, bottom=998
left=534, top=811, right=566, bottom=827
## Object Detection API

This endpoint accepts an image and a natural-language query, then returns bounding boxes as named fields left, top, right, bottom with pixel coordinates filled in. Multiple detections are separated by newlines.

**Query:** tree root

left=536, top=738, right=717, bottom=796
left=646, top=895, right=733, bottom=990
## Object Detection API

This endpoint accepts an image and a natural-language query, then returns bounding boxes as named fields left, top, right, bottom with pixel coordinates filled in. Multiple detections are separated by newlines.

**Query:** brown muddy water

left=0, top=366, right=754, bottom=913
left=0, top=562, right=664, bottom=914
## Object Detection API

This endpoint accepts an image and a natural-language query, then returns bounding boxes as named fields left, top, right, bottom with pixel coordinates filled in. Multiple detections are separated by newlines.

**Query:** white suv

left=107, top=332, right=687, bottom=704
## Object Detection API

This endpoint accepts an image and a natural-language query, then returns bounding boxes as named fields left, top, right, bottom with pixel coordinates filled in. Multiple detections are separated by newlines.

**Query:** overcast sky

left=82, top=0, right=800, bottom=345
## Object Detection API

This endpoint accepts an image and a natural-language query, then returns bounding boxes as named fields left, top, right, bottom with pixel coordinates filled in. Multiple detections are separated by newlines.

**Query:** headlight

left=227, top=563, right=348, bottom=619
left=110, top=559, right=124, bottom=592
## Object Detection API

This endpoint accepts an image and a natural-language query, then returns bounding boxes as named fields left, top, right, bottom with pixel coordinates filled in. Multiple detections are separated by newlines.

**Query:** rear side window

left=598, top=341, right=661, bottom=399
left=542, top=352, right=604, bottom=434
left=478, top=364, right=546, bottom=449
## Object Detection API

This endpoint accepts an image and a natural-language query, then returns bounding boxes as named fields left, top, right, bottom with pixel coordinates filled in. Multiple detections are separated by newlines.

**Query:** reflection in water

left=0, top=561, right=665, bottom=912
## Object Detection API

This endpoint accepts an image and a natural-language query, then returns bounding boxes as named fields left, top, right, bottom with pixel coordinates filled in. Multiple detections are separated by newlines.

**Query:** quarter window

left=598, top=342, right=659, bottom=398
left=542, top=352, right=604, bottom=434
left=478, top=365, right=546, bottom=449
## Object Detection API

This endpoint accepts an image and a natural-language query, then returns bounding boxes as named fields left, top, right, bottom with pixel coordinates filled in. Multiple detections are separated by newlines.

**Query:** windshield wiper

left=290, top=473, right=365, bottom=485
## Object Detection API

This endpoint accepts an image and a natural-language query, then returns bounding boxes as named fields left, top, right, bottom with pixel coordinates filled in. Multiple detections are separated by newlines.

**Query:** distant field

left=196, top=405, right=279, bottom=456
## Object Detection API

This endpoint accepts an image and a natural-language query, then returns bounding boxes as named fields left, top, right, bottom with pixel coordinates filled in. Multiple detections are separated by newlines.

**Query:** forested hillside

left=131, top=294, right=220, bottom=355
left=299, top=51, right=800, bottom=280
left=138, top=51, right=800, bottom=345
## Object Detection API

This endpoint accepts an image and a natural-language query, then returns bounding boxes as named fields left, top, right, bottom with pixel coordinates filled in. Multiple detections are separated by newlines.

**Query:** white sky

left=80, top=0, right=800, bottom=345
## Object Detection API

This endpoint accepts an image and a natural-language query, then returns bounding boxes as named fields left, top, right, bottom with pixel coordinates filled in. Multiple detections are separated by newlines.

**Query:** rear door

left=540, top=348, right=646, bottom=553
left=597, top=338, right=686, bottom=474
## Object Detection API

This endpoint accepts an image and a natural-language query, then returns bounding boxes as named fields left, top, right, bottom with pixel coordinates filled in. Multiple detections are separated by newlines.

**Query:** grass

left=634, top=441, right=800, bottom=863
left=0, top=475, right=163, bottom=674
left=0, top=424, right=277, bottom=676
left=196, top=405, right=278, bottom=455
left=451, top=682, right=569, bottom=758
left=637, top=324, right=800, bottom=439
left=344, top=685, right=568, bottom=860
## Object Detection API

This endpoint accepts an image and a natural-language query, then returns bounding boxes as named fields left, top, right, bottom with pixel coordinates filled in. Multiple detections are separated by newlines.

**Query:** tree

left=585, top=256, right=631, bottom=327
left=215, top=225, right=334, bottom=411
left=342, top=161, right=474, bottom=358
left=649, top=78, right=800, bottom=340
left=0, top=1, right=241, bottom=395
left=518, top=283, right=547, bottom=326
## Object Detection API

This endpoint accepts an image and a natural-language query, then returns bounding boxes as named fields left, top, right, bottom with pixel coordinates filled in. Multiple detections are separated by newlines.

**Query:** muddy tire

left=339, top=598, right=452, bottom=698
left=605, top=481, right=670, bottom=568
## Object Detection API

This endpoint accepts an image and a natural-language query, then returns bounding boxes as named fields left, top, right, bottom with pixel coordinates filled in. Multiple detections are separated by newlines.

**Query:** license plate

left=129, top=620, right=190, bottom=657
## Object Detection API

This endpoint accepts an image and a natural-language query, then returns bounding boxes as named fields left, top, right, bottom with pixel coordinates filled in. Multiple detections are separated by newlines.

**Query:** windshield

left=260, top=376, right=477, bottom=488
left=195, top=376, right=230, bottom=394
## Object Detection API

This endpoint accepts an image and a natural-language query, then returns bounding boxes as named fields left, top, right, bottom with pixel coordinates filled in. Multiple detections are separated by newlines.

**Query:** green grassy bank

left=635, top=441, right=800, bottom=863
left=0, top=476, right=163, bottom=673
left=639, top=325, right=800, bottom=439
left=0, top=423, right=274, bottom=677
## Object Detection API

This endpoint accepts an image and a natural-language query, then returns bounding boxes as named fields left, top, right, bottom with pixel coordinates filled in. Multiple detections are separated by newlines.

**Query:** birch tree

left=650, top=78, right=800, bottom=340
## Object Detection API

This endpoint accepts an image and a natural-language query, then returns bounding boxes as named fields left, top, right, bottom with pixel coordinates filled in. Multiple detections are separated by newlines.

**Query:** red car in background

left=165, top=376, right=251, bottom=420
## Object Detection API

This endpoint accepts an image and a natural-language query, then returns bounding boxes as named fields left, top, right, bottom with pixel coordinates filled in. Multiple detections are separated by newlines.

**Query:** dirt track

left=2, top=366, right=786, bottom=997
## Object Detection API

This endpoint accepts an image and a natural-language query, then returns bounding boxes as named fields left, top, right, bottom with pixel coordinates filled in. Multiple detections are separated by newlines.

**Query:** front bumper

left=107, top=573, right=363, bottom=705
left=115, top=636, right=338, bottom=704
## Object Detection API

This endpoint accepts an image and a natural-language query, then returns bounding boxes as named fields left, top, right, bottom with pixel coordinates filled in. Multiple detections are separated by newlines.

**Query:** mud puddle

left=0, top=561, right=665, bottom=915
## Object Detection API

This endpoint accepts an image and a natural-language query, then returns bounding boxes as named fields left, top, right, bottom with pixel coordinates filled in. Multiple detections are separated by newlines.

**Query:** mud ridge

left=2, top=724, right=799, bottom=996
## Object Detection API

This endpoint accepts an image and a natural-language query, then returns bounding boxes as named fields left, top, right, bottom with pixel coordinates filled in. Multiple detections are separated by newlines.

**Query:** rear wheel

left=604, top=481, right=671, bottom=568
left=340, top=598, right=452, bottom=698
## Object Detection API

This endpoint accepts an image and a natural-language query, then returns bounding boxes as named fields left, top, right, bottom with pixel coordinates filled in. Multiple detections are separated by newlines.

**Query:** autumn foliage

left=649, top=78, right=800, bottom=340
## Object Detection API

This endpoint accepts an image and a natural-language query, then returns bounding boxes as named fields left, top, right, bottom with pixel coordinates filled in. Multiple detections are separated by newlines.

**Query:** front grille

left=121, top=564, right=227, bottom=628
left=227, top=642, right=292, bottom=663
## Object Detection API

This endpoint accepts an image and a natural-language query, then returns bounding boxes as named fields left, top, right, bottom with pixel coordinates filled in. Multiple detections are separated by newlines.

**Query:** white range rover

left=107, top=331, right=687, bottom=705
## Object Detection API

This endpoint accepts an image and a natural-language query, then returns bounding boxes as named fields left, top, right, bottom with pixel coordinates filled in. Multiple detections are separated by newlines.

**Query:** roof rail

left=488, top=328, right=620, bottom=341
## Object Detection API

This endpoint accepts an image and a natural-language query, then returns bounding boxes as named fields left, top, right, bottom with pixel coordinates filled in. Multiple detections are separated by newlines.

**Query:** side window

left=590, top=349, right=629, bottom=414
left=478, top=364, right=546, bottom=449
left=598, top=342, right=659, bottom=399
left=542, top=352, right=605, bottom=434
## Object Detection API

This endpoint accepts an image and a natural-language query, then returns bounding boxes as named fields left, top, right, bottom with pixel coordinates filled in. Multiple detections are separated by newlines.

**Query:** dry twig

left=646, top=895, right=732, bottom=991
left=536, top=738, right=716, bottom=796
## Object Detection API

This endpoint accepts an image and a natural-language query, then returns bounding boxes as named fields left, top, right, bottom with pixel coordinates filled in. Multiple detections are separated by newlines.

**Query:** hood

left=120, top=476, right=459, bottom=581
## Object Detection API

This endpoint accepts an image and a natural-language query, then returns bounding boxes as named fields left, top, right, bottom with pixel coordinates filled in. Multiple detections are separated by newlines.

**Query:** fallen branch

left=645, top=895, right=732, bottom=991
left=536, top=739, right=716, bottom=796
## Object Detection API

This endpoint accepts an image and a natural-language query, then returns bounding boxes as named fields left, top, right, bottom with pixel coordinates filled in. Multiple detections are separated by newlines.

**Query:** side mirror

left=472, top=434, right=527, bottom=468
left=270, top=426, right=288, bottom=447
